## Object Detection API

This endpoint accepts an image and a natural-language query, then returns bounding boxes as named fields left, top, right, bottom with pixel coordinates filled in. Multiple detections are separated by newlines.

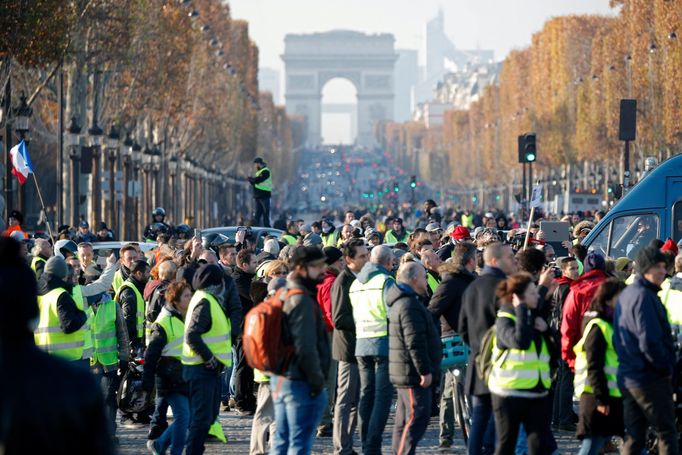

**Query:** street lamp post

left=168, top=155, right=178, bottom=223
left=151, top=145, right=161, bottom=209
left=106, top=125, right=120, bottom=230
left=131, top=141, right=142, bottom=239
left=13, top=93, right=32, bottom=213
left=88, top=120, right=103, bottom=228
left=121, top=133, right=133, bottom=239
left=141, top=144, right=152, bottom=236
left=66, top=117, right=82, bottom=226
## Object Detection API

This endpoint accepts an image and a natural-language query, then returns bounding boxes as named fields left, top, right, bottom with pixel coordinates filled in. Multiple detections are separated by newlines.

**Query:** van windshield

left=608, top=214, right=659, bottom=259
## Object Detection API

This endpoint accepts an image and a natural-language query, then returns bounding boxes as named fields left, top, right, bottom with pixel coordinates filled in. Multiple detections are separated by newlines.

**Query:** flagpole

left=31, top=173, right=54, bottom=245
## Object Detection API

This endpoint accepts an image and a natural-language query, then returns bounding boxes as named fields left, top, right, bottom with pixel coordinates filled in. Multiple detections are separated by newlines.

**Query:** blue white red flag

left=10, top=140, right=33, bottom=185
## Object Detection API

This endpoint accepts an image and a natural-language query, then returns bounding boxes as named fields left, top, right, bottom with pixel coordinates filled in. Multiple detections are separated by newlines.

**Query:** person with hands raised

left=488, top=272, right=555, bottom=455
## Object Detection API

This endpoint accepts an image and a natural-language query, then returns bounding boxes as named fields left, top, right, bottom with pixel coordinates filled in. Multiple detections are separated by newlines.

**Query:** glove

left=310, top=384, right=323, bottom=399
left=204, top=356, right=219, bottom=370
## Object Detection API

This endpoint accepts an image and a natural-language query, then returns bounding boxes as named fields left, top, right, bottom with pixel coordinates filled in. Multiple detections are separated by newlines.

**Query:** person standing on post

left=332, top=238, right=369, bottom=455
left=182, top=264, right=232, bottom=455
left=248, top=157, right=272, bottom=227
left=349, top=244, right=396, bottom=455
left=388, top=262, right=441, bottom=455
left=613, top=247, right=679, bottom=455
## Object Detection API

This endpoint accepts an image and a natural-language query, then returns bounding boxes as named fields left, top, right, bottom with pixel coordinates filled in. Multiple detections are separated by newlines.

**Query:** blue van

left=582, top=154, right=682, bottom=259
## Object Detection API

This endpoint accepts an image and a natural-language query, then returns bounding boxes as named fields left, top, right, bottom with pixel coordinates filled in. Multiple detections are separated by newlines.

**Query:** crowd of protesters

left=2, top=197, right=682, bottom=455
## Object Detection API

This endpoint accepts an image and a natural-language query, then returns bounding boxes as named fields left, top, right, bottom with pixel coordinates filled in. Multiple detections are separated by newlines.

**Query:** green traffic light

left=410, top=182, right=416, bottom=188
left=526, top=152, right=536, bottom=162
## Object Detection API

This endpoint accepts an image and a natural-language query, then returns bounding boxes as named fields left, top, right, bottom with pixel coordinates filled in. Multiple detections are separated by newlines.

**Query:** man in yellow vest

left=88, top=287, right=130, bottom=438
left=35, top=256, right=89, bottom=367
left=659, top=253, right=682, bottom=334
left=420, top=249, right=443, bottom=297
left=116, top=260, right=149, bottom=358
left=183, top=264, right=232, bottom=455
left=113, top=244, right=138, bottom=294
left=349, top=244, right=396, bottom=455
left=280, top=221, right=300, bottom=246
left=30, top=238, right=52, bottom=280
left=384, top=218, right=410, bottom=244
left=248, top=157, right=272, bottom=227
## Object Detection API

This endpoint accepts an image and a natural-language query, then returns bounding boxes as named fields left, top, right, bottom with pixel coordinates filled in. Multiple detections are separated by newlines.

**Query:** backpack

left=243, top=287, right=303, bottom=374
left=475, top=325, right=508, bottom=382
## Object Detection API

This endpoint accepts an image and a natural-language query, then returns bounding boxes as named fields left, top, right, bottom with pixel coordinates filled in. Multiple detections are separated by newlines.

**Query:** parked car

left=200, top=226, right=283, bottom=250
left=91, top=241, right=158, bottom=268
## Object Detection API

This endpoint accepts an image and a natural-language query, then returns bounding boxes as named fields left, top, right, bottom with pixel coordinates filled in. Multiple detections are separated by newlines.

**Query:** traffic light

left=394, top=184, right=400, bottom=193
left=410, top=175, right=417, bottom=188
left=518, top=133, right=537, bottom=163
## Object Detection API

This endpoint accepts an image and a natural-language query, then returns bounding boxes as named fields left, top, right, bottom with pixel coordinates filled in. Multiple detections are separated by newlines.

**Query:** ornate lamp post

left=13, top=94, right=32, bottom=212
left=151, top=145, right=161, bottom=209
left=141, top=144, right=153, bottom=227
left=120, top=132, right=133, bottom=239
left=88, top=119, right=103, bottom=227
left=168, top=154, right=178, bottom=223
left=131, top=141, right=142, bottom=239
left=105, top=125, right=119, bottom=229
left=66, top=117, right=82, bottom=226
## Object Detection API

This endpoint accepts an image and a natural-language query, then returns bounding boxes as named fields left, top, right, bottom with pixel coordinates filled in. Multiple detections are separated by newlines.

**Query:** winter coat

left=145, top=279, right=169, bottom=329
left=458, top=266, right=506, bottom=395
left=427, top=264, right=476, bottom=337
left=37, top=274, right=86, bottom=334
left=331, top=266, right=357, bottom=363
left=561, top=269, right=609, bottom=370
left=142, top=305, right=188, bottom=396
left=281, top=275, right=331, bottom=392
left=576, top=312, right=624, bottom=439
left=117, top=277, right=147, bottom=351
left=317, top=269, right=338, bottom=332
left=614, top=275, right=675, bottom=389
left=234, top=268, right=256, bottom=319
left=388, top=283, right=441, bottom=387
left=548, top=276, right=572, bottom=334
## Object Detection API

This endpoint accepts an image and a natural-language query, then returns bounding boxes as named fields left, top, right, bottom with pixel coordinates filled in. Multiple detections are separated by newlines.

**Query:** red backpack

left=243, top=287, right=303, bottom=374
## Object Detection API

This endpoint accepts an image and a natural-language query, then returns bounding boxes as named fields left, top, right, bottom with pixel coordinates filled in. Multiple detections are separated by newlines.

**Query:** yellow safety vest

left=116, top=281, right=145, bottom=339
left=182, top=290, right=232, bottom=366
left=461, top=214, right=474, bottom=229
left=112, top=269, right=125, bottom=294
left=281, top=233, right=298, bottom=245
left=384, top=230, right=410, bottom=244
left=72, top=285, right=93, bottom=359
left=254, top=166, right=272, bottom=192
left=155, top=308, right=185, bottom=360
left=254, top=368, right=269, bottom=383
left=30, top=256, right=47, bottom=274
left=427, top=272, right=440, bottom=294
left=34, top=288, right=88, bottom=361
left=349, top=273, right=393, bottom=338
left=573, top=317, right=621, bottom=398
left=89, top=299, right=119, bottom=367
left=660, top=280, right=682, bottom=327
left=488, top=311, right=551, bottom=392
left=322, top=231, right=338, bottom=247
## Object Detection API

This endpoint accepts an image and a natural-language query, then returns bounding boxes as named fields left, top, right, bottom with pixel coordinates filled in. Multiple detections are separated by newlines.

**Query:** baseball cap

left=425, top=222, right=442, bottom=233
left=79, top=220, right=89, bottom=228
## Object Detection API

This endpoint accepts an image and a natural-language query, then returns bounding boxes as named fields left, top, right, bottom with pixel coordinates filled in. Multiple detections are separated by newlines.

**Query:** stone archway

left=282, top=30, right=397, bottom=147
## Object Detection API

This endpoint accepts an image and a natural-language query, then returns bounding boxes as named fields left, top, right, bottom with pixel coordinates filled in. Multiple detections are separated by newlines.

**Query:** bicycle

left=441, top=335, right=472, bottom=446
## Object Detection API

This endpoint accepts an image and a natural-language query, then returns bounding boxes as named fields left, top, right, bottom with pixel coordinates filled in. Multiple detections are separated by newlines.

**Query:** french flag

left=10, top=140, right=33, bottom=185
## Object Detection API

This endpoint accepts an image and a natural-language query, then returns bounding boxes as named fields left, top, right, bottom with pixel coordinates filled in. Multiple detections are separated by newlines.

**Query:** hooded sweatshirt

left=353, top=262, right=395, bottom=357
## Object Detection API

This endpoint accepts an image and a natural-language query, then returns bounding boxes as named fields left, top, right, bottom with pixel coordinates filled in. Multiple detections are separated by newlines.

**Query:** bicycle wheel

left=454, top=374, right=471, bottom=446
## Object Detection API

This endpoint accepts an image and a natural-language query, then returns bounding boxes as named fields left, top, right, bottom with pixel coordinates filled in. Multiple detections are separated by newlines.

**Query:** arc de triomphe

left=282, top=30, right=397, bottom=147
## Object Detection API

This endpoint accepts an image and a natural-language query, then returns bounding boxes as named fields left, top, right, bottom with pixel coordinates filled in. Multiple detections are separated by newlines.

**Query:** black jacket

left=234, top=268, right=256, bottom=322
left=458, top=266, right=506, bottom=396
left=428, top=264, right=476, bottom=337
left=223, top=272, right=243, bottom=340
left=37, top=274, right=86, bottom=334
left=33, top=254, right=48, bottom=281
left=388, top=283, right=441, bottom=387
left=436, top=242, right=455, bottom=262
left=117, top=277, right=146, bottom=351
left=331, top=266, right=357, bottom=363
left=146, top=280, right=170, bottom=326
left=282, top=275, right=331, bottom=392
left=143, top=306, right=188, bottom=396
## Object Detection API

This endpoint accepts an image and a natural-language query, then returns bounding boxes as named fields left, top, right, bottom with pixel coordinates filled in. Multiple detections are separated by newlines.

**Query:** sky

left=229, top=0, right=615, bottom=143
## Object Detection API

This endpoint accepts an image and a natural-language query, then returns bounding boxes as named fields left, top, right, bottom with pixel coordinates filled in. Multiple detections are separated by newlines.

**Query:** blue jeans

left=469, top=394, right=495, bottom=455
left=221, top=363, right=233, bottom=402
left=356, top=356, right=393, bottom=455
left=151, top=395, right=169, bottom=429
left=270, top=376, right=327, bottom=455
left=155, top=393, right=190, bottom=455
left=516, top=425, right=558, bottom=455
left=184, top=365, right=222, bottom=455
left=578, top=436, right=609, bottom=455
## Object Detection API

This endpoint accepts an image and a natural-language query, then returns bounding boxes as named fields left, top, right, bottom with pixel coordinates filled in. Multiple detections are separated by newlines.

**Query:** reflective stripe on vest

left=89, top=299, right=119, bottom=367
left=254, top=368, right=269, bottom=383
left=182, top=290, right=232, bottom=366
left=488, top=311, right=552, bottom=392
left=31, top=256, right=46, bottom=273
left=573, top=318, right=621, bottom=398
left=35, top=288, right=88, bottom=361
left=116, top=281, right=145, bottom=339
left=254, top=167, right=272, bottom=192
left=155, top=308, right=185, bottom=359
left=112, top=269, right=124, bottom=294
left=349, top=273, right=392, bottom=338
left=427, top=272, right=439, bottom=294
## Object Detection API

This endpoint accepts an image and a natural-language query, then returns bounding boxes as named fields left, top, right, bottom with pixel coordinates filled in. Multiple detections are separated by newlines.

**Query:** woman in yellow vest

left=144, top=281, right=192, bottom=455
left=574, top=279, right=626, bottom=455
left=488, top=272, right=554, bottom=454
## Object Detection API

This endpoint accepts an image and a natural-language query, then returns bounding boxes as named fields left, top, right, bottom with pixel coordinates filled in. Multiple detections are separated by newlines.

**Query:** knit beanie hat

left=615, top=257, right=632, bottom=272
left=45, top=256, right=69, bottom=280
left=323, top=246, right=343, bottom=265
left=635, top=246, right=667, bottom=275
left=263, top=238, right=280, bottom=257
left=192, top=264, right=224, bottom=290
left=661, top=238, right=679, bottom=256
left=583, top=252, right=605, bottom=273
